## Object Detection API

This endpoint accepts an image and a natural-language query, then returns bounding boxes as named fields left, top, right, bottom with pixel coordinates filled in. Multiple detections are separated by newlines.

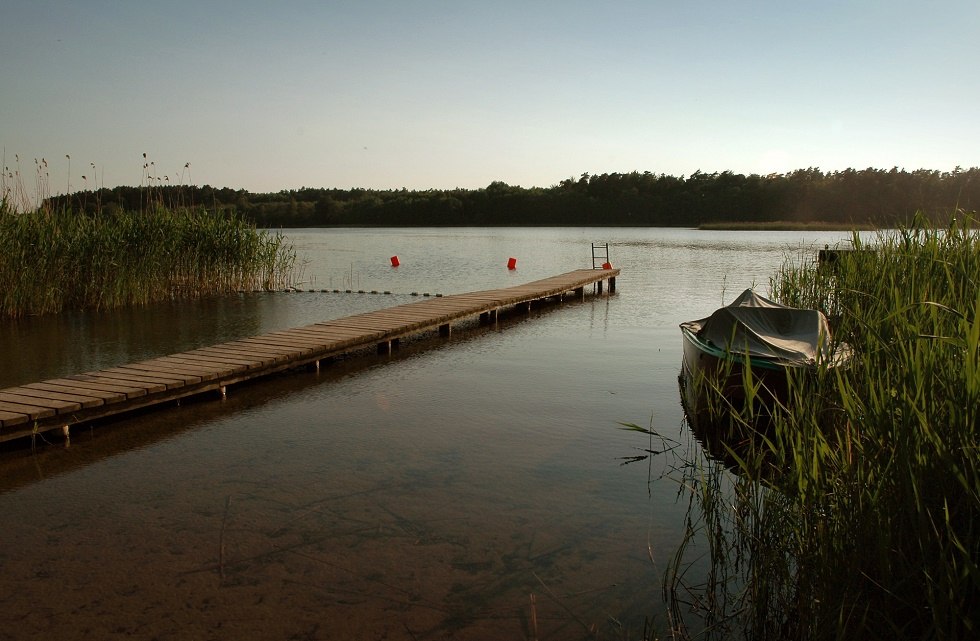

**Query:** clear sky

left=2, top=1, right=978, bottom=195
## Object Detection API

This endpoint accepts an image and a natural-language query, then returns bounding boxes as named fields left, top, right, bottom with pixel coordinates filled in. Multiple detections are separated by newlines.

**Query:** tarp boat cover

left=680, top=289, right=833, bottom=367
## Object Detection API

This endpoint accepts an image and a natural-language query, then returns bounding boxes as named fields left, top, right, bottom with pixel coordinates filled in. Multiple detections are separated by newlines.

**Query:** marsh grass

left=667, top=213, right=980, bottom=640
left=0, top=157, right=296, bottom=317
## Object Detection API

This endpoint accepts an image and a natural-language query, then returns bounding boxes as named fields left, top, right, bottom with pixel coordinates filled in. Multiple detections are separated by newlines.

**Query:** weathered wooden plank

left=325, top=319, right=408, bottom=332
left=0, top=410, right=29, bottom=427
left=308, top=324, right=387, bottom=338
left=351, top=308, right=445, bottom=322
left=23, top=381, right=128, bottom=404
left=117, top=360, right=221, bottom=382
left=255, top=331, right=336, bottom=349
left=228, top=337, right=315, bottom=354
left=60, top=376, right=148, bottom=398
left=266, top=335, right=370, bottom=355
left=151, top=356, right=246, bottom=377
left=3, top=386, right=104, bottom=409
left=409, top=298, right=490, bottom=309
left=97, top=367, right=199, bottom=388
left=72, top=375, right=166, bottom=395
left=0, top=392, right=81, bottom=414
left=229, top=334, right=314, bottom=355
left=362, top=307, right=468, bottom=322
left=197, top=344, right=297, bottom=363
left=0, top=400, right=57, bottom=420
left=179, top=349, right=272, bottom=368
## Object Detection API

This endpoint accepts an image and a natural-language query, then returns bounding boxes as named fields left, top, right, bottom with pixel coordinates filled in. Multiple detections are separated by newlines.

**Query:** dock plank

left=60, top=377, right=148, bottom=398
left=178, top=350, right=272, bottom=368
left=23, top=382, right=128, bottom=404
left=195, top=344, right=297, bottom=364
left=3, top=387, right=104, bottom=409
left=72, top=375, right=167, bottom=395
left=0, top=411, right=29, bottom=427
left=97, top=367, right=200, bottom=388
left=117, top=360, right=221, bottom=382
left=151, top=357, right=246, bottom=377
left=0, top=392, right=82, bottom=414
left=0, top=400, right=57, bottom=421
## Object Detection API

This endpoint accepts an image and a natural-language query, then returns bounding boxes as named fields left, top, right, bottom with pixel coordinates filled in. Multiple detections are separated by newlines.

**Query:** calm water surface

left=0, top=227, right=852, bottom=639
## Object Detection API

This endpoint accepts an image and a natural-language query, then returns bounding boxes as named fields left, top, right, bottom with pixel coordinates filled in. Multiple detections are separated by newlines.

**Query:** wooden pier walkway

left=0, top=268, right=618, bottom=444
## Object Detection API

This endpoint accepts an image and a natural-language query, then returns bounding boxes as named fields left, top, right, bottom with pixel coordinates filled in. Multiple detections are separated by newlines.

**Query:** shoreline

left=698, top=220, right=875, bottom=231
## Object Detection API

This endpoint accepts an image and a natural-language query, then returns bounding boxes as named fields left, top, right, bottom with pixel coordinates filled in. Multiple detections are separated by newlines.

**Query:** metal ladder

left=592, top=242, right=610, bottom=269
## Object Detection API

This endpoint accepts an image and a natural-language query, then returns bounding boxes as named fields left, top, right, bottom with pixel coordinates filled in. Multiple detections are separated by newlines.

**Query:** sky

left=2, top=0, right=978, bottom=196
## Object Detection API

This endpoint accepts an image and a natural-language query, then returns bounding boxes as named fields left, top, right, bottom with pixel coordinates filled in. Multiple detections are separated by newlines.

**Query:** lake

left=0, top=227, right=854, bottom=640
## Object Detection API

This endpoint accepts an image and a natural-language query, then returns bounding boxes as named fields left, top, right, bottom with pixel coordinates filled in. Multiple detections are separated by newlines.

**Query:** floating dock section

left=0, top=268, right=619, bottom=443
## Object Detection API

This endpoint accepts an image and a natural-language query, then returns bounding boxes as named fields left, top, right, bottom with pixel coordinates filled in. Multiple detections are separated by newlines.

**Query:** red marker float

left=390, top=256, right=400, bottom=267
left=507, top=257, right=517, bottom=270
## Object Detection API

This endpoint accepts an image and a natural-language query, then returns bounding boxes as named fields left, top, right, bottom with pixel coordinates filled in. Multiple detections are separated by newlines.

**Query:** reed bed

left=667, top=214, right=980, bottom=640
left=0, top=200, right=296, bottom=317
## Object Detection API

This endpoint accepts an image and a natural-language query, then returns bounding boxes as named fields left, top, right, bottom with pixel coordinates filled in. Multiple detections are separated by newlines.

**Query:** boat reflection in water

left=678, top=289, right=848, bottom=467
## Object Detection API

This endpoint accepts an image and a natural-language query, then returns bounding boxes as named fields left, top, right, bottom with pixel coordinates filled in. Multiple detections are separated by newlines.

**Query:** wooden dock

left=0, top=268, right=619, bottom=444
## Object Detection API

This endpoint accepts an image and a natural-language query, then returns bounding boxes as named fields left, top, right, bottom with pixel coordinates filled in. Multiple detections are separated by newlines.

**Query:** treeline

left=49, top=167, right=979, bottom=228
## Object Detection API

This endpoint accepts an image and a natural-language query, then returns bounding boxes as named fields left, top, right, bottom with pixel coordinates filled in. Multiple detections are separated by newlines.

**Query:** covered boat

left=679, top=289, right=840, bottom=419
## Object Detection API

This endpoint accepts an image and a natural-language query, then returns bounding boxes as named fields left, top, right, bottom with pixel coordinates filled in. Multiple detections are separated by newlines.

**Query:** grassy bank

left=0, top=200, right=296, bottom=317
left=667, top=214, right=980, bottom=639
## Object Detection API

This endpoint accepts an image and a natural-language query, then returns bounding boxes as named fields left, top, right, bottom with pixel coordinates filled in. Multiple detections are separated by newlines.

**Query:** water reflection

left=0, top=227, right=856, bottom=639
left=678, top=368, right=761, bottom=470
left=0, top=295, right=264, bottom=388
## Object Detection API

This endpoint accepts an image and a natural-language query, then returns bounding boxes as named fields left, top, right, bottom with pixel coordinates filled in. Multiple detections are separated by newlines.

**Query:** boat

left=679, top=289, right=843, bottom=424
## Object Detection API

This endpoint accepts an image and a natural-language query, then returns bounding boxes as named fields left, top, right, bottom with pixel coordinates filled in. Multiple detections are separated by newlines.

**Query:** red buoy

left=602, top=262, right=612, bottom=270
left=390, top=256, right=400, bottom=267
left=507, top=257, right=517, bottom=270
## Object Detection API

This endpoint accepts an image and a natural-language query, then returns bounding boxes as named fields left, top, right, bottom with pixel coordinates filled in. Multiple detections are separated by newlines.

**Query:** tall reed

left=0, top=204, right=296, bottom=317
left=667, top=214, right=980, bottom=640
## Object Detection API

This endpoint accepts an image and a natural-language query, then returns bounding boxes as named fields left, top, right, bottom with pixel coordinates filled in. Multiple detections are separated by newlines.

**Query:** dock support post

left=596, top=280, right=604, bottom=294
left=439, top=323, right=451, bottom=337
left=608, top=276, right=616, bottom=293
left=221, top=385, right=227, bottom=399
left=377, top=338, right=401, bottom=354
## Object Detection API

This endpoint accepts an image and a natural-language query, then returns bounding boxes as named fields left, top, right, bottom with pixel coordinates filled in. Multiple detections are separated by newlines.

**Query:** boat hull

left=680, top=326, right=792, bottom=424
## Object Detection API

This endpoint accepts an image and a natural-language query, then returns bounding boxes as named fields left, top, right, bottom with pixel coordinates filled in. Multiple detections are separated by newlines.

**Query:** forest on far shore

left=48, top=166, right=979, bottom=228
